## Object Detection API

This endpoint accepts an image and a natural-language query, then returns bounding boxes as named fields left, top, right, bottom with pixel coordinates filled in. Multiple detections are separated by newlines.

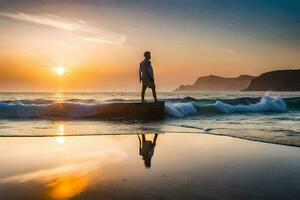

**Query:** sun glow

left=56, top=124, right=65, bottom=145
left=54, top=66, right=65, bottom=76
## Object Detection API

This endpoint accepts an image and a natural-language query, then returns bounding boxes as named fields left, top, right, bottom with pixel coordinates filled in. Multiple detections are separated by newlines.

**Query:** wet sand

left=0, top=133, right=300, bottom=200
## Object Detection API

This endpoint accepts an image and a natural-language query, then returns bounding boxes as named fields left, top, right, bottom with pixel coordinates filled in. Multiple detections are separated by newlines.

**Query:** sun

left=54, top=66, right=65, bottom=76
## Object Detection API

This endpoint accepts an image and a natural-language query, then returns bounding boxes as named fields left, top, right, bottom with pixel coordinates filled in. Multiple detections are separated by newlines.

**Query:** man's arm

left=139, top=64, right=142, bottom=83
left=137, top=135, right=142, bottom=155
left=153, top=134, right=158, bottom=146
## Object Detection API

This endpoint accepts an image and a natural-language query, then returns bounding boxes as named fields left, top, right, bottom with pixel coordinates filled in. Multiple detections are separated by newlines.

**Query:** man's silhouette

left=138, top=134, right=158, bottom=168
left=139, top=51, right=158, bottom=103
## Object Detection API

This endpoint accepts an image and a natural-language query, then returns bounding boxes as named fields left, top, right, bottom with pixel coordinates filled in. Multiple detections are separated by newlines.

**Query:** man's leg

left=141, top=85, right=147, bottom=103
left=151, top=87, right=158, bottom=102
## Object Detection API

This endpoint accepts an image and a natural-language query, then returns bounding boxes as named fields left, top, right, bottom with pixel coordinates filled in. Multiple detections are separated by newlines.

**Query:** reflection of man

left=138, top=134, right=158, bottom=168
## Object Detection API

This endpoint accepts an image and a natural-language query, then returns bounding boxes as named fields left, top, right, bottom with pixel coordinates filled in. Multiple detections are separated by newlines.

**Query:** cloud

left=79, top=35, right=127, bottom=45
left=0, top=12, right=126, bottom=45
left=0, top=149, right=127, bottom=183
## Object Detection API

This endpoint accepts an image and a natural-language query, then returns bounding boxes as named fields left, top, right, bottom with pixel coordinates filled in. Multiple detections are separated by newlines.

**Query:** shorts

left=142, top=80, right=156, bottom=89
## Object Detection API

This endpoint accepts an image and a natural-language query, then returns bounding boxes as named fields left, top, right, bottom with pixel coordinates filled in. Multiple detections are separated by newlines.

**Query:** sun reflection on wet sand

left=0, top=134, right=130, bottom=199
left=48, top=175, right=89, bottom=200
left=56, top=136, right=65, bottom=145
left=56, top=123, right=65, bottom=145
left=0, top=163, right=91, bottom=199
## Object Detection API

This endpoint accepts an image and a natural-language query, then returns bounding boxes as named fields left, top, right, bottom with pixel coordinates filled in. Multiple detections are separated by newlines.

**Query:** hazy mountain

left=175, top=75, right=255, bottom=91
left=244, top=69, right=300, bottom=91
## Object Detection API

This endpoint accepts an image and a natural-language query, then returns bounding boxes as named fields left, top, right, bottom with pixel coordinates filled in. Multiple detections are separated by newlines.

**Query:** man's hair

left=144, top=51, right=151, bottom=57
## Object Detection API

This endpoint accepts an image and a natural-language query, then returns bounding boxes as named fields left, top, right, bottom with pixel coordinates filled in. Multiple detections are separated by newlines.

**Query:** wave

left=0, top=102, right=103, bottom=118
left=214, top=96, right=287, bottom=113
left=0, top=96, right=299, bottom=119
left=165, top=96, right=292, bottom=118
left=165, top=102, right=198, bottom=118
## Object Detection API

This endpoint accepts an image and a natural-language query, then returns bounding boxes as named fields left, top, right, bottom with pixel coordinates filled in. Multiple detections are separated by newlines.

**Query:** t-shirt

left=139, top=59, right=154, bottom=82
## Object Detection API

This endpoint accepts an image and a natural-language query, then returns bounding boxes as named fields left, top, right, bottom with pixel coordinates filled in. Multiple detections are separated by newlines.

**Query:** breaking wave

left=0, top=102, right=103, bottom=118
left=165, top=96, right=296, bottom=118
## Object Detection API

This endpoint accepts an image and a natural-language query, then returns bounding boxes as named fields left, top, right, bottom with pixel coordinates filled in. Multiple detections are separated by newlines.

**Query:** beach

left=1, top=132, right=300, bottom=200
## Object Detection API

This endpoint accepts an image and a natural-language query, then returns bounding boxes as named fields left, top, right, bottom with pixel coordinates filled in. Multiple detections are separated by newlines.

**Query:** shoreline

left=1, top=130, right=300, bottom=149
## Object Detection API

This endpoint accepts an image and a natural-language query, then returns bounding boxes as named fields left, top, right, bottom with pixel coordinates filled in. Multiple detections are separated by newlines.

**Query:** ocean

left=0, top=91, right=299, bottom=147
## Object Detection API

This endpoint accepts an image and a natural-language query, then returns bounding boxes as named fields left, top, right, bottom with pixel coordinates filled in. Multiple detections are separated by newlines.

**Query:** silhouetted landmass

left=175, top=75, right=255, bottom=91
left=244, top=70, right=300, bottom=91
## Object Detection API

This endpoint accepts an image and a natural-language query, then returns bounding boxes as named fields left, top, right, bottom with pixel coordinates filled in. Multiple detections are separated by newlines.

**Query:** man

left=139, top=51, right=158, bottom=103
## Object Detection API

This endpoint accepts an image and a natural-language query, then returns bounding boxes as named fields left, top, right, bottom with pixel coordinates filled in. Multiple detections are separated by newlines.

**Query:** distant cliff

left=175, top=75, right=255, bottom=91
left=244, top=69, right=300, bottom=91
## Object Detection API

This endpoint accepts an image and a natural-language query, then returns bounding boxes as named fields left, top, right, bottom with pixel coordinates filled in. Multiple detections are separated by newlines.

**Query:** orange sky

left=0, top=1, right=299, bottom=92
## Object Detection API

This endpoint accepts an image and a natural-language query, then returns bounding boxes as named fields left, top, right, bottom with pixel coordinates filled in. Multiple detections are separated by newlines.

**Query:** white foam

left=215, top=96, right=287, bottom=113
left=165, top=96, right=287, bottom=118
left=165, top=102, right=198, bottom=118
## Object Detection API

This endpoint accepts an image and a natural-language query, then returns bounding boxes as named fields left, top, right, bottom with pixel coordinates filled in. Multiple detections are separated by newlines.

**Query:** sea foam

left=215, top=96, right=287, bottom=113
left=165, top=96, right=288, bottom=118
left=165, top=102, right=198, bottom=118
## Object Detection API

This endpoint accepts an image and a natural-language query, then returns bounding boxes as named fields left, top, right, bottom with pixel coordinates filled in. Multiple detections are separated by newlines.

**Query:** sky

left=0, top=0, right=299, bottom=92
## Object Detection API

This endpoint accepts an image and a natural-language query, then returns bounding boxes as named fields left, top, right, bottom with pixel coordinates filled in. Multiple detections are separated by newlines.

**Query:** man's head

left=144, top=51, right=151, bottom=60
